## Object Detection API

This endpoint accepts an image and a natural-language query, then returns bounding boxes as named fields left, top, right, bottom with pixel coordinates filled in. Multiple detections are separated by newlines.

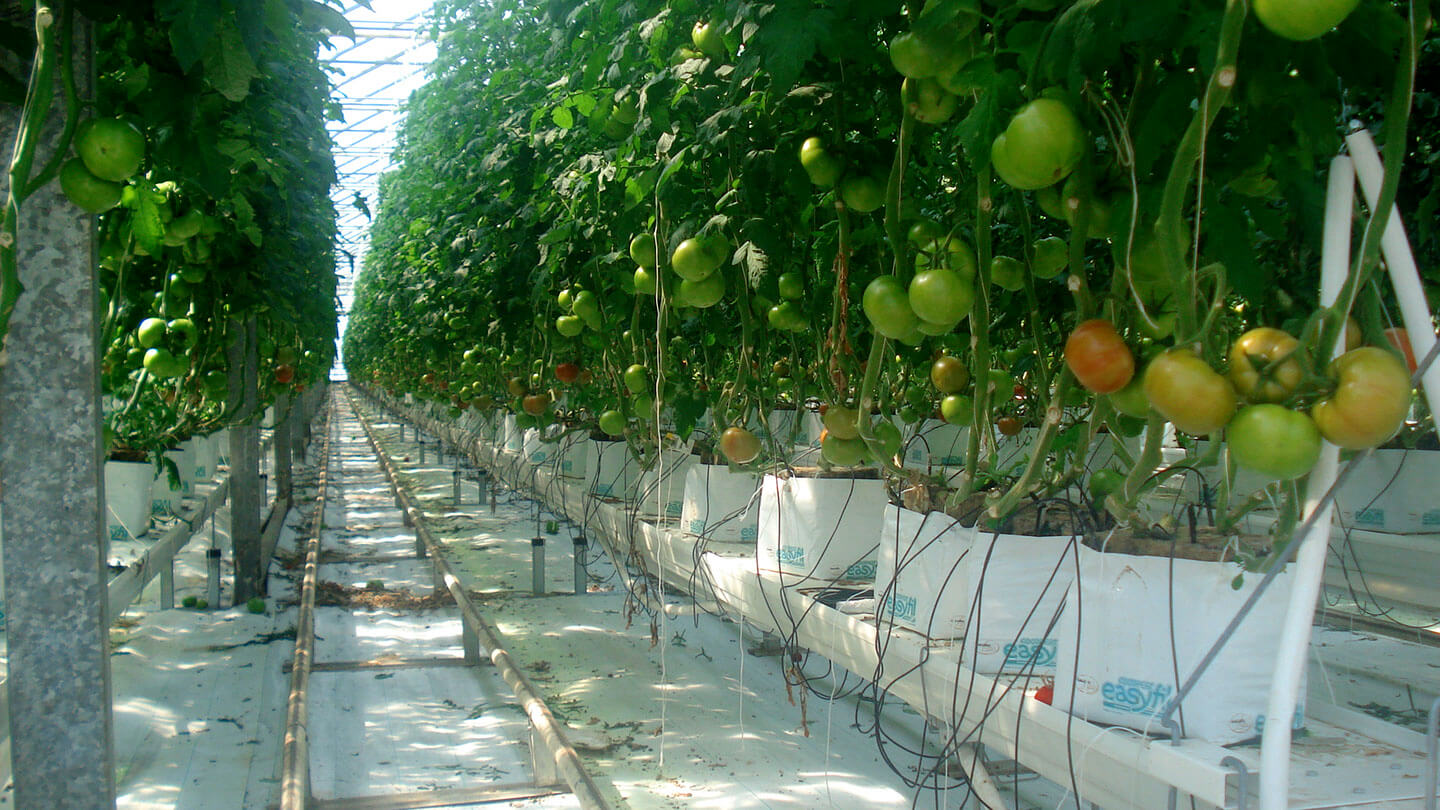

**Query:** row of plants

left=0, top=0, right=344, bottom=462
left=345, top=0, right=1436, bottom=557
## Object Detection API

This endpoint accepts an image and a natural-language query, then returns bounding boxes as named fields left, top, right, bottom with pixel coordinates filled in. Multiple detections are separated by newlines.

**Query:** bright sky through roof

left=326, top=0, right=437, bottom=376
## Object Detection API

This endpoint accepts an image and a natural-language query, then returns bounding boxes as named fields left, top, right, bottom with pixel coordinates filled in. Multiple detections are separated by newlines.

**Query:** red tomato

left=522, top=393, right=552, bottom=416
left=1384, top=327, right=1419, bottom=375
left=719, top=426, right=761, bottom=464
left=555, top=362, right=581, bottom=383
left=1064, top=319, right=1134, bottom=394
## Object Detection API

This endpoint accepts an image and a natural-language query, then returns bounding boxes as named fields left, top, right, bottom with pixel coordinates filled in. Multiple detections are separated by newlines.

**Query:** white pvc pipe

left=1345, top=127, right=1440, bottom=408
left=1258, top=155, right=1353, bottom=810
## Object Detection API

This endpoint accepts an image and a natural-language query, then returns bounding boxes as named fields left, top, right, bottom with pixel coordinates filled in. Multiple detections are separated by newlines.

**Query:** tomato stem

left=1153, top=0, right=1248, bottom=343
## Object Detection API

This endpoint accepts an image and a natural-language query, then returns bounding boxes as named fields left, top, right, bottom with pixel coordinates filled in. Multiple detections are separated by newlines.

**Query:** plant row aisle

left=345, top=0, right=1440, bottom=806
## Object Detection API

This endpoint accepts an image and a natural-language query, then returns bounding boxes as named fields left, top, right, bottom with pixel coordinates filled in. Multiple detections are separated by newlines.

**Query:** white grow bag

left=961, top=529, right=1077, bottom=675
left=105, top=460, right=152, bottom=543
left=1054, top=543, right=1303, bottom=744
left=904, top=419, right=969, bottom=469
left=550, top=430, right=589, bottom=479
left=1334, top=449, right=1440, bottom=533
left=875, top=504, right=972, bottom=638
left=190, top=435, right=217, bottom=483
left=501, top=415, right=524, bottom=453
left=585, top=439, right=638, bottom=499
left=522, top=428, right=551, bottom=465
left=634, top=450, right=695, bottom=519
left=756, top=473, right=884, bottom=583
left=680, top=464, right=760, bottom=544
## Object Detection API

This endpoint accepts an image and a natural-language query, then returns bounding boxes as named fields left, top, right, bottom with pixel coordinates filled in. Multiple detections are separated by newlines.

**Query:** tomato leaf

left=201, top=17, right=259, bottom=102
left=1207, top=199, right=1261, bottom=301
left=955, top=86, right=1001, bottom=170
left=157, top=0, right=220, bottom=72
left=131, top=190, right=165, bottom=256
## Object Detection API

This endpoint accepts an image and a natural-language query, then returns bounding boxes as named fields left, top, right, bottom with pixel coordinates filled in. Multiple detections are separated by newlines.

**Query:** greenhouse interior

left=0, top=0, right=1438, bottom=808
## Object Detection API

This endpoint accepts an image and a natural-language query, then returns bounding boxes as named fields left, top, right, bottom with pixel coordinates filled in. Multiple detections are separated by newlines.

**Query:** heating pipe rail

left=348, top=391, right=614, bottom=810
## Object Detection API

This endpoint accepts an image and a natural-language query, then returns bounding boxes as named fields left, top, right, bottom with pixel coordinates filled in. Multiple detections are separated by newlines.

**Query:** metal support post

left=273, top=393, right=292, bottom=509
left=0, top=22, right=116, bottom=804
left=160, top=558, right=175, bottom=610
left=206, top=548, right=222, bottom=609
left=419, top=439, right=426, bottom=464
left=490, top=480, right=498, bottom=514
left=227, top=317, right=262, bottom=601
left=574, top=536, right=588, bottom=595
left=453, top=469, right=462, bottom=504
left=461, top=614, right=480, bottom=663
left=532, top=537, right=546, bottom=595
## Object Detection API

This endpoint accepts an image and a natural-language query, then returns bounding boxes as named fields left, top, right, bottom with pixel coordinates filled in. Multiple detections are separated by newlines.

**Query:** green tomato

left=1088, top=469, right=1125, bottom=502
left=1227, top=404, right=1322, bottom=481
left=777, top=271, right=805, bottom=300
left=940, top=394, right=973, bottom=426
left=840, top=174, right=886, bottom=213
left=1253, top=0, right=1360, bottom=40
left=768, top=301, right=806, bottom=331
left=799, top=137, right=844, bottom=188
left=59, top=159, right=122, bottom=213
left=167, top=318, right=198, bottom=350
left=630, top=233, right=657, bottom=268
left=908, top=219, right=943, bottom=245
left=691, top=21, right=725, bottom=57
left=633, top=266, right=657, bottom=295
left=821, top=433, right=867, bottom=467
left=143, top=347, right=183, bottom=379
left=672, top=237, right=723, bottom=281
left=598, top=409, right=627, bottom=437
left=1108, top=377, right=1151, bottom=418
left=556, top=315, right=584, bottom=337
left=623, top=363, right=650, bottom=395
left=908, top=268, right=973, bottom=327
left=863, top=276, right=920, bottom=339
left=872, top=420, right=903, bottom=459
left=990, top=256, right=1026, bottom=291
left=990, top=98, right=1085, bottom=190
left=679, top=272, right=724, bottom=308
left=914, top=236, right=978, bottom=279
left=904, top=77, right=959, bottom=125
left=76, top=118, right=145, bottom=182
left=136, top=317, right=167, bottom=349
left=571, top=290, right=600, bottom=321
left=1031, top=236, right=1068, bottom=279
